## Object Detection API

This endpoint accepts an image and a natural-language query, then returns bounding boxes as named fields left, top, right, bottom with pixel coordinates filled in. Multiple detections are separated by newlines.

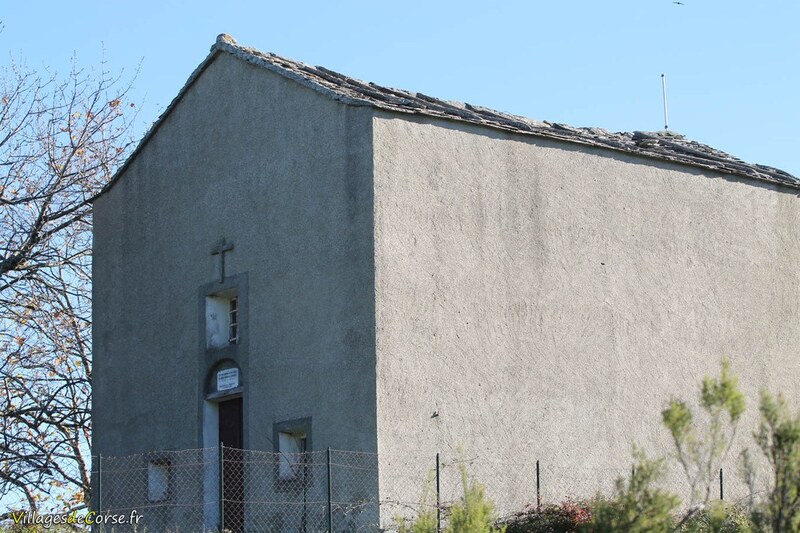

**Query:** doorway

left=218, top=397, right=243, bottom=532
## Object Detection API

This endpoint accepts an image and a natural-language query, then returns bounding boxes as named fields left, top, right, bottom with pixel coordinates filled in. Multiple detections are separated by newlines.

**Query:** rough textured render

left=371, top=114, right=800, bottom=510
left=92, top=34, right=800, bottom=529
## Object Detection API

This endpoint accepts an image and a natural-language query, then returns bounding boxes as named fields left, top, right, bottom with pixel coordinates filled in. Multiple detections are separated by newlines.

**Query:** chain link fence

left=86, top=445, right=759, bottom=532
left=94, top=447, right=381, bottom=532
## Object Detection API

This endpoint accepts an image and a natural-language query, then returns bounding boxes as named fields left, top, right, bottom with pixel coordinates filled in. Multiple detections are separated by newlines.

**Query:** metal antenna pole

left=661, top=74, right=669, bottom=130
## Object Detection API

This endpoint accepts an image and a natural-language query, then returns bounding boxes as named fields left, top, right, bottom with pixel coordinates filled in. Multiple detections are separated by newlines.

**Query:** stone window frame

left=199, top=273, right=248, bottom=361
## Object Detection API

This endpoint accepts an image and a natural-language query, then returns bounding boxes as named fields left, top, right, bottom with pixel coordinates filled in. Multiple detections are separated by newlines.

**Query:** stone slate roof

left=104, top=34, right=799, bottom=195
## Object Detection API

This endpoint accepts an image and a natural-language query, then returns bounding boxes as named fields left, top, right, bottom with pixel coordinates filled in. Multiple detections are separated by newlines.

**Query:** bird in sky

left=673, top=1, right=685, bottom=4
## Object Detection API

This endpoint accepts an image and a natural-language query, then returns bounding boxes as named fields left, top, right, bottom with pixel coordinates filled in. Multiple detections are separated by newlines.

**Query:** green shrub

left=395, top=468, right=438, bottom=533
left=752, top=391, right=800, bottom=532
left=662, top=358, right=746, bottom=506
left=395, top=461, right=505, bottom=533
left=396, top=510, right=437, bottom=533
left=676, top=501, right=754, bottom=532
left=447, top=462, right=506, bottom=533
left=580, top=453, right=680, bottom=533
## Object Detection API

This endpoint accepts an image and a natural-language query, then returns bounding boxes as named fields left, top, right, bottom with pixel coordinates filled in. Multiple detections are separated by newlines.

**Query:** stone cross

left=211, top=239, right=234, bottom=283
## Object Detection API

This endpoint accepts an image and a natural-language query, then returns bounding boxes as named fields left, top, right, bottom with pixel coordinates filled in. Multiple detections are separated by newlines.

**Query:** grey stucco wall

left=372, top=113, right=800, bottom=508
left=92, top=52, right=377, bottom=460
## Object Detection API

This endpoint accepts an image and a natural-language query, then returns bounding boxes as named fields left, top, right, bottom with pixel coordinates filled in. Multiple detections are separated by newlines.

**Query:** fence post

left=219, top=442, right=225, bottom=532
left=436, top=452, right=441, bottom=533
left=327, top=448, right=333, bottom=533
left=719, top=468, right=724, bottom=500
left=536, top=460, right=540, bottom=511
left=97, top=454, right=102, bottom=515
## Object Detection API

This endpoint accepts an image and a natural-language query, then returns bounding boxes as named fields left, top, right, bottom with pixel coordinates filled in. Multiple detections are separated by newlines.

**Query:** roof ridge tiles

left=212, top=38, right=799, bottom=189
left=104, top=35, right=798, bottom=196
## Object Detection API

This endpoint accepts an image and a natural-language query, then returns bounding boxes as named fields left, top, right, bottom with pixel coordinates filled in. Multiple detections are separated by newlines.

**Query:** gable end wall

left=92, top=52, right=377, bottom=458
left=372, top=111, right=800, bottom=507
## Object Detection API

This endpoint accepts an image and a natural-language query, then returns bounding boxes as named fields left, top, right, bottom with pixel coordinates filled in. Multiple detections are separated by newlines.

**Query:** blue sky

left=2, top=0, right=798, bottom=176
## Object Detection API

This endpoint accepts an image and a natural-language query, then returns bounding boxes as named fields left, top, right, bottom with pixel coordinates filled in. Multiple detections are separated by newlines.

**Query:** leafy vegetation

left=396, top=461, right=505, bottom=533
left=662, top=358, right=746, bottom=505
left=447, top=462, right=506, bottom=533
left=751, top=391, right=800, bottom=532
left=580, top=452, right=680, bottom=533
left=675, top=501, right=753, bottom=532
left=395, top=468, right=438, bottom=533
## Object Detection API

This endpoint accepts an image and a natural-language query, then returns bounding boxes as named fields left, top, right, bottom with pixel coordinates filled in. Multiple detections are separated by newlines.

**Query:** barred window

left=228, top=297, right=238, bottom=344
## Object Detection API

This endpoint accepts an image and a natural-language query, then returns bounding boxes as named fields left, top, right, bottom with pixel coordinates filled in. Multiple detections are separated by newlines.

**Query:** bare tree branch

left=0, top=55, right=135, bottom=513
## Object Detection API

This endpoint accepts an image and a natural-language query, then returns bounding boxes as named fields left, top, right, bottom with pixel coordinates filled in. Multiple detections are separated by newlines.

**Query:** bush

left=395, top=468, right=438, bottom=533
left=395, top=461, right=505, bottom=533
left=500, top=499, right=591, bottom=533
left=675, top=501, right=754, bottom=532
left=447, top=462, right=506, bottom=533
left=580, top=453, right=680, bottom=533
left=752, top=391, right=800, bottom=533
left=662, top=358, right=746, bottom=506
left=396, top=510, right=437, bottom=533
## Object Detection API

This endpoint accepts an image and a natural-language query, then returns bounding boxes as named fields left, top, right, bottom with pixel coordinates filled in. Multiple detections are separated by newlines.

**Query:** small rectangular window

left=205, top=291, right=239, bottom=349
left=278, top=431, right=307, bottom=480
left=147, top=460, right=170, bottom=502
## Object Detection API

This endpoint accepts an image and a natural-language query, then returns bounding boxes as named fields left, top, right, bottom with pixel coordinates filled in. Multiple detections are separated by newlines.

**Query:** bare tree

left=0, top=57, right=135, bottom=513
